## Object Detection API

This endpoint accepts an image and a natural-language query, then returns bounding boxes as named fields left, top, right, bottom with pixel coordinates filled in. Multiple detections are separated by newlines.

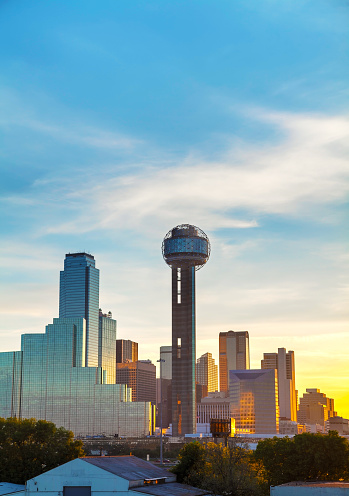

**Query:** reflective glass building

left=0, top=253, right=154, bottom=437
left=229, top=369, right=279, bottom=434
left=60, top=253, right=99, bottom=367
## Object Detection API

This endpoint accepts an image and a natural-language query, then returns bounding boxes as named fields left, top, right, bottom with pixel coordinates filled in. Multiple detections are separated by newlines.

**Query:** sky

left=0, top=0, right=348, bottom=417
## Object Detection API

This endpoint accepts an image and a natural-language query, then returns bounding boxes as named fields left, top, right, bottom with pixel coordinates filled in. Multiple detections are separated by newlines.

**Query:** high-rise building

left=116, top=360, right=156, bottom=404
left=157, top=346, right=172, bottom=429
left=196, top=352, right=218, bottom=394
left=229, top=369, right=279, bottom=434
left=197, top=391, right=232, bottom=424
left=99, top=310, right=117, bottom=384
left=219, top=331, right=250, bottom=393
left=261, top=348, right=297, bottom=421
left=160, top=346, right=172, bottom=380
left=0, top=351, right=22, bottom=418
left=116, top=339, right=138, bottom=363
left=0, top=253, right=154, bottom=437
left=162, top=224, right=210, bottom=436
left=59, top=253, right=99, bottom=367
left=297, top=388, right=336, bottom=430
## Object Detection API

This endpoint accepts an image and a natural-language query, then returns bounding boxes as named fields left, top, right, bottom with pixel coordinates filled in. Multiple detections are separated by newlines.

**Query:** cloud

left=40, top=109, right=349, bottom=235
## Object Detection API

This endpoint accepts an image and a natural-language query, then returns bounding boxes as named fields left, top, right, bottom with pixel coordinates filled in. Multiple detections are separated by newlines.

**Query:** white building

left=24, top=456, right=209, bottom=496
left=271, top=482, right=349, bottom=496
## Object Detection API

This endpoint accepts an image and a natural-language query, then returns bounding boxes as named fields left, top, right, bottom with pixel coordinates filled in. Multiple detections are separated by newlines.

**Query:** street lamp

left=157, top=357, right=165, bottom=464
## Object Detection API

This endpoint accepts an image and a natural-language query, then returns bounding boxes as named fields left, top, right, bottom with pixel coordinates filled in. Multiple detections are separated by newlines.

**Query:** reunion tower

left=162, top=224, right=210, bottom=435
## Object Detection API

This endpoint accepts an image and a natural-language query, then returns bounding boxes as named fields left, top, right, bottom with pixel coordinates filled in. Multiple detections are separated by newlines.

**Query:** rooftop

left=134, top=482, right=209, bottom=496
left=277, top=482, right=349, bottom=488
left=82, top=456, right=175, bottom=483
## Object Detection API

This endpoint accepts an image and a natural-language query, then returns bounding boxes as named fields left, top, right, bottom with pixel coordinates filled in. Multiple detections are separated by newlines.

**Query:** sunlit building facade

left=196, top=352, right=218, bottom=394
left=116, top=339, right=138, bottom=363
left=229, top=369, right=279, bottom=434
left=297, top=388, right=336, bottom=430
left=219, top=331, right=250, bottom=393
left=116, top=360, right=156, bottom=404
left=261, top=348, right=297, bottom=421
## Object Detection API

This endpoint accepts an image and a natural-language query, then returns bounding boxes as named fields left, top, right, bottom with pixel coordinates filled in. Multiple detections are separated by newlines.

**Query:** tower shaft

left=171, top=265, right=196, bottom=436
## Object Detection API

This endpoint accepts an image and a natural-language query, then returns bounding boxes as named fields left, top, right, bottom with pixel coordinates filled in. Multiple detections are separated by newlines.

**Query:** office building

left=116, top=360, right=156, bottom=404
left=327, top=416, right=349, bottom=435
left=157, top=346, right=172, bottom=428
left=197, top=391, right=232, bottom=424
left=229, top=369, right=279, bottom=434
left=297, top=388, right=336, bottom=430
left=99, top=310, right=117, bottom=384
left=0, top=253, right=154, bottom=437
left=219, top=331, right=250, bottom=392
left=160, top=346, right=172, bottom=380
left=196, top=352, right=218, bottom=394
left=116, top=339, right=138, bottom=363
left=162, top=224, right=210, bottom=436
left=59, top=252, right=99, bottom=367
left=0, top=351, right=22, bottom=418
left=261, top=348, right=297, bottom=421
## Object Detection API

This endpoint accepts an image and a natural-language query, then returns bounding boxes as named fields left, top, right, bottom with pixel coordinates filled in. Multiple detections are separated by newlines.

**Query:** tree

left=172, top=441, right=264, bottom=496
left=0, top=417, right=84, bottom=484
left=171, top=441, right=206, bottom=486
left=254, top=431, right=349, bottom=487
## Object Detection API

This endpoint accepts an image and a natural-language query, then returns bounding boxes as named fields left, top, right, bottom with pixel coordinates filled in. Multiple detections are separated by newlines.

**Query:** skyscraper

left=261, top=348, right=297, bottom=421
left=219, top=331, right=250, bottom=393
left=297, top=388, right=336, bottom=431
left=162, top=224, right=210, bottom=436
left=196, top=352, right=218, bottom=394
left=159, top=346, right=172, bottom=380
left=0, top=253, right=154, bottom=437
left=99, top=310, right=117, bottom=384
left=116, top=339, right=138, bottom=363
left=229, top=369, right=279, bottom=434
left=59, top=253, right=99, bottom=367
left=116, top=360, right=156, bottom=404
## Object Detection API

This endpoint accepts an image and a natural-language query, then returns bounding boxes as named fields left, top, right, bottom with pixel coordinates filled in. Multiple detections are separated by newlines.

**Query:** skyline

left=0, top=1, right=348, bottom=417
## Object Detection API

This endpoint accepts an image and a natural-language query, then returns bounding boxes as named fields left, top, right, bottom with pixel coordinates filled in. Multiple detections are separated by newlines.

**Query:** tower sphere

left=162, top=224, right=210, bottom=270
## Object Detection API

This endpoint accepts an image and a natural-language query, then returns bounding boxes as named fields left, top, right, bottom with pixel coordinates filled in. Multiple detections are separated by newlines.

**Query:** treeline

left=84, top=439, right=184, bottom=459
left=0, top=417, right=84, bottom=484
left=172, top=432, right=349, bottom=496
left=1, top=417, right=349, bottom=494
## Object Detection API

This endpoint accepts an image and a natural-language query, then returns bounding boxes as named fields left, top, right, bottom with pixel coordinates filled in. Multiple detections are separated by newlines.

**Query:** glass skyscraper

left=0, top=253, right=154, bottom=437
left=59, top=253, right=99, bottom=367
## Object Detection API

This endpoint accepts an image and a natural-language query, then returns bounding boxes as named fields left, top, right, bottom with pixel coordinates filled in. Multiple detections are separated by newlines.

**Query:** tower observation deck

left=162, top=224, right=210, bottom=436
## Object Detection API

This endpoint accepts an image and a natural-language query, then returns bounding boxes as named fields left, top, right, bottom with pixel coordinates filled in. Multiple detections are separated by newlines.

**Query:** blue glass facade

left=59, top=253, right=99, bottom=367
left=0, top=351, right=22, bottom=418
left=0, top=253, right=154, bottom=437
left=164, top=236, right=208, bottom=257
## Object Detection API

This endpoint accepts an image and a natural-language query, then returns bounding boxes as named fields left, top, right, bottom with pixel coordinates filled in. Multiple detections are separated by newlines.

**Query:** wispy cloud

left=39, top=109, right=349, bottom=234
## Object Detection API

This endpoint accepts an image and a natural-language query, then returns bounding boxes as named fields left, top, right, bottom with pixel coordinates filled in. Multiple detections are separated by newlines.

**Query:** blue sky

left=1, top=0, right=348, bottom=415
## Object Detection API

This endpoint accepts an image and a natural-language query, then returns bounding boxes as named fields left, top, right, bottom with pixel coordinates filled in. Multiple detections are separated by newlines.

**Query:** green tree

left=172, top=441, right=264, bottom=496
left=171, top=441, right=206, bottom=485
left=254, top=432, right=349, bottom=487
left=0, top=417, right=84, bottom=484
